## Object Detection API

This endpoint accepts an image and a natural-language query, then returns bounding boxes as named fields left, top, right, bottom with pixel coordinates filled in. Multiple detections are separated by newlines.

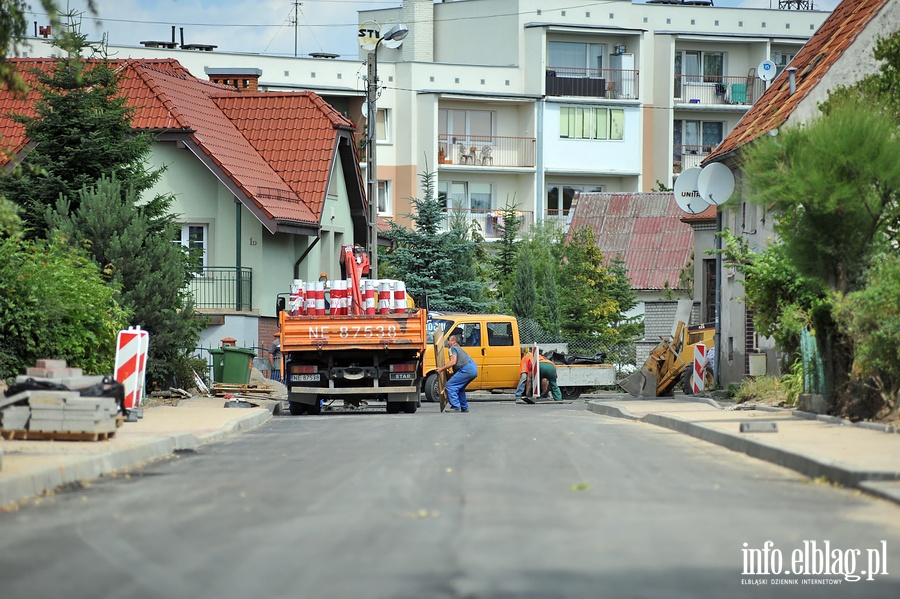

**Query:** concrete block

left=33, top=359, right=69, bottom=369
left=739, top=421, right=778, bottom=433
left=1, top=405, right=31, bottom=429
left=797, top=393, right=829, bottom=415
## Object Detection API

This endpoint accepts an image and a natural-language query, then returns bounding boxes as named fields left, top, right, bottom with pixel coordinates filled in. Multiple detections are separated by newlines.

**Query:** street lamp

left=366, top=22, right=408, bottom=280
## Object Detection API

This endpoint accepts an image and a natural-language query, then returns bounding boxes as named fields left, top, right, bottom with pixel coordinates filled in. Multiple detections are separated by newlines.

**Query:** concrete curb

left=0, top=406, right=274, bottom=507
left=586, top=401, right=900, bottom=503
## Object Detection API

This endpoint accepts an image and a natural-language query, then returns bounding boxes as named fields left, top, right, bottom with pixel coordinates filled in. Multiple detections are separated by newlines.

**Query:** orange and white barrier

left=692, top=343, right=707, bottom=394
left=114, top=326, right=150, bottom=410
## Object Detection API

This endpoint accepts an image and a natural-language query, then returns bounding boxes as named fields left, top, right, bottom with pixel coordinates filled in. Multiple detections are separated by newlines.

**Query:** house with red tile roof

left=0, top=58, right=367, bottom=351
left=700, top=0, right=899, bottom=386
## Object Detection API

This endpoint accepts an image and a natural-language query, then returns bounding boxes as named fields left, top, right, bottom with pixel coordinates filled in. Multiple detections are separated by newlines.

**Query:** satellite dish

left=361, top=101, right=368, bottom=119
left=673, top=167, right=709, bottom=214
left=697, top=162, right=735, bottom=206
left=358, top=20, right=381, bottom=51
left=758, top=60, right=777, bottom=82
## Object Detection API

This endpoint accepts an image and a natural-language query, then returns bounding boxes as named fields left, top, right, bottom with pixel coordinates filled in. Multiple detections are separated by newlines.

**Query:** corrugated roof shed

left=567, top=192, right=694, bottom=291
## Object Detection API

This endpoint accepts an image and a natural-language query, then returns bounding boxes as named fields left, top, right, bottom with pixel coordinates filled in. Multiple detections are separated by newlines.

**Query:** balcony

left=545, top=67, right=639, bottom=100
left=546, top=209, right=571, bottom=227
left=442, top=208, right=534, bottom=240
left=674, top=74, right=763, bottom=106
left=438, top=134, right=536, bottom=168
left=673, top=144, right=714, bottom=174
left=188, top=266, right=252, bottom=311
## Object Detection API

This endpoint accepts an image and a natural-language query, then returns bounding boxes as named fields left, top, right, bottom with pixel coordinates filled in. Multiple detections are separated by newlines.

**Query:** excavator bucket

left=617, top=368, right=659, bottom=397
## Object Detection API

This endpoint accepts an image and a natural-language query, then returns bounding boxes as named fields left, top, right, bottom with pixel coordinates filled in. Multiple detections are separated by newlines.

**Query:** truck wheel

left=561, top=387, right=582, bottom=400
left=423, top=373, right=439, bottom=403
left=681, top=369, right=693, bottom=395
left=288, top=401, right=305, bottom=415
left=306, top=401, right=322, bottom=416
left=386, top=401, right=401, bottom=414
left=402, top=401, right=417, bottom=414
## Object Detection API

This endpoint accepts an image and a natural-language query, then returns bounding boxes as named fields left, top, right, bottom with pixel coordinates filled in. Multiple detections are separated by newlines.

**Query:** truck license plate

left=390, top=373, right=415, bottom=381
left=290, top=374, right=319, bottom=382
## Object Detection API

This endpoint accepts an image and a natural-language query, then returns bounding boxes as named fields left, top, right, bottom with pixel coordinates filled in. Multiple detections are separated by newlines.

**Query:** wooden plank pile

left=0, top=359, right=122, bottom=442
left=211, top=383, right=274, bottom=398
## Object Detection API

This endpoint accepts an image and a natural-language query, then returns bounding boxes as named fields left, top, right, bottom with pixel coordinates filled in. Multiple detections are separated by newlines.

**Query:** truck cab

left=422, top=314, right=521, bottom=402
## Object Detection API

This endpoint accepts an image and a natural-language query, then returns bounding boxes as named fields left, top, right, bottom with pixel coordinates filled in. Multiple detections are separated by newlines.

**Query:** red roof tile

left=707, top=0, right=891, bottom=162
left=567, top=192, right=694, bottom=291
left=0, top=58, right=359, bottom=231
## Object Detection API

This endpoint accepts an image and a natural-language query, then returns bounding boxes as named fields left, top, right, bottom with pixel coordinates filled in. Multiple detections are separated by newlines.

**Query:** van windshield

left=426, top=318, right=455, bottom=344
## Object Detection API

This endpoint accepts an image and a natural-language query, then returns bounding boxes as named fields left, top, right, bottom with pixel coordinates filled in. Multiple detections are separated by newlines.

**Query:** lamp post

left=366, top=23, right=408, bottom=280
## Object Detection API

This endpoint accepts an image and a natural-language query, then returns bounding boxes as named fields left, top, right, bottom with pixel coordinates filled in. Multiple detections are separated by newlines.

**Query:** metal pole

left=366, top=47, right=379, bottom=279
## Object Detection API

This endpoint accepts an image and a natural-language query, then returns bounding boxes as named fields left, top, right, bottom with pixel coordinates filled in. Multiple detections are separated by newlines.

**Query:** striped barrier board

left=115, top=326, right=150, bottom=409
left=692, top=343, right=706, bottom=394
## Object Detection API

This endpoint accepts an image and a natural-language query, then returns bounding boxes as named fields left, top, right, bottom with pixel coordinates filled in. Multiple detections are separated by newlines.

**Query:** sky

left=27, top=0, right=840, bottom=60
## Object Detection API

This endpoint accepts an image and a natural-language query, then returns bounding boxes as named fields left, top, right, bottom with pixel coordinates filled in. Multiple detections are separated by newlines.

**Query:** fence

left=188, top=267, right=252, bottom=311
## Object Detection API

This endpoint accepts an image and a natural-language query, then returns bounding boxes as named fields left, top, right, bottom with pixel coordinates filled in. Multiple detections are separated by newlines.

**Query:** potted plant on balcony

left=438, top=146, right=448, bottom=164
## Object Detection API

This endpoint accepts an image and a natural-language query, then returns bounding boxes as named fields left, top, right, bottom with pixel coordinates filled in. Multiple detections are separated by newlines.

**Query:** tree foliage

left=382, top=171, right=490, bottom=312
left=0, top=26, right=164, bottom=237
left=0, top=233, right=128, bottom=379
left=48, top=176, right=204, bottom=387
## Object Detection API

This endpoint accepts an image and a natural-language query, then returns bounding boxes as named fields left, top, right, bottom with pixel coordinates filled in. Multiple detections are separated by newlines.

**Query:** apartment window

left=773, top=50, right=797, bottom=75
left=547, top=184, right=603, bottom=219
left=560, top=107, right=624, bottom=140
left=377, top=180, right=391, bottom=215
left=438, top=181, right=493, bottom=212
left=548, top=41, right=606, bottom=76
left=375, top=108, right=389, bottom=142
left=674, top=120, right=723, bottom=153
left=174, top=224, right=208, bottom=268
left=439, top=109, right=495, bottom=144
left=676, top=50, right=725, bottom=84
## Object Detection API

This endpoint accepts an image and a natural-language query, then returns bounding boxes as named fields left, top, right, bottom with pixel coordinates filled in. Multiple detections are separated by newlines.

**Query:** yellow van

left=422, top=313, right=521, bottom=402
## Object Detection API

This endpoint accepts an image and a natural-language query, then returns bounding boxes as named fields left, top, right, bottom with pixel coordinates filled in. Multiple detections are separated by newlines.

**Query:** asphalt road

left=1, top=400, right=898, bottom=599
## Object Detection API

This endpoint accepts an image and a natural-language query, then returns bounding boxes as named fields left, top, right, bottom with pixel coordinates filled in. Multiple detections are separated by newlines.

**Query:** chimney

left=400, top=0, right=433, bottom=63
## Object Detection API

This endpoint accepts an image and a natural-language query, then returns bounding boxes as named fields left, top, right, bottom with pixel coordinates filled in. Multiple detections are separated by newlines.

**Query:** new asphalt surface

left=1, top=392, right=898, bottom=508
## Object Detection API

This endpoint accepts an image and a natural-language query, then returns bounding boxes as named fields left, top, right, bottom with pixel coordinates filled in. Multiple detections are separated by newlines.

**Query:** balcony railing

left=673, top=144, right=715, bottom=173
left=546, top=209, right=572, bottom=226
left=442, top=208, right=534, bottom=240
left=674, top=74, right=763, bottom=106
left=438, top=134, right=536, bottom=168
left=545, top=66, right=639, bottom=99
left=188, top=266, right=252, bottom=311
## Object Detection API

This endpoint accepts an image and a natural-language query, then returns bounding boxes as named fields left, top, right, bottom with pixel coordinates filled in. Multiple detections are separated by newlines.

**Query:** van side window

left=487, top=322, right=513, bottom=346
left=461, top=323, right=481, bottom=346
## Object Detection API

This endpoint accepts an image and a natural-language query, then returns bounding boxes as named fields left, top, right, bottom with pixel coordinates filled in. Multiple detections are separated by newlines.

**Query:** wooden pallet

left=212, top=384, right=274, bottom=397
left=0, top=428, right=116, bottom=442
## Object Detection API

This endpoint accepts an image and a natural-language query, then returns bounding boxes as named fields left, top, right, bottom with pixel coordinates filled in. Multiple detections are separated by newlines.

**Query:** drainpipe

left=294, top=236, right=321, bottom=279
left=787, top=67, right=797, bottom=96
left=235, top=199, right=242, bottom=311
left=535, top=100, right=545, bottom=227
left=714, top=209, right=722, bottom=388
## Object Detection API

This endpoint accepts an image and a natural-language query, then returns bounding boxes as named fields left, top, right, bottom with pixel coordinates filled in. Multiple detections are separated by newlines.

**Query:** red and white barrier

left=289, top=279, right=304, bottom=315
left=364, top=279, right=376, bottom=315
left=377, top=281, right=392, bottom=314
left=692, top=343, right=707, bottom=394
left=314, top=281, right=325, bottom=315
left=304, top=281, right=315, bottom=315
left=393, top=281, right=407, bottom=312
left=114, top=326, right=150, bottom=410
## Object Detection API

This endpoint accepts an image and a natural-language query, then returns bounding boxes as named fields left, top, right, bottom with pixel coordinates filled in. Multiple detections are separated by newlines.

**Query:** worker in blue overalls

left=436, top=333, right=478, bottom=413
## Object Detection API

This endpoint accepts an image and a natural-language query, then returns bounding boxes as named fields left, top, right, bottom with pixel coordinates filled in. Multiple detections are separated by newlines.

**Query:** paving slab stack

left=0, top=359, right=120, bottom=440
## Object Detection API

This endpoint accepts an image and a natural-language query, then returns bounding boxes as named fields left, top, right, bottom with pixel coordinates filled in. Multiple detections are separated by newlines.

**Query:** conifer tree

left=383, top=171, right=490, bottom=311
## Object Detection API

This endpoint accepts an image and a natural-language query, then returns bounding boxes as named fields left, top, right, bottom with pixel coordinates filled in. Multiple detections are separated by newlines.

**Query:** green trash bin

left=221, top=346, right=255, bottom=384
left=209, top=348, right=225, bottom=384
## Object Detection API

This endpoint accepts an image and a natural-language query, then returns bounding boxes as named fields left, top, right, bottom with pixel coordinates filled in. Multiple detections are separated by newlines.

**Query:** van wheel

left=423, top=373, right=439, bottom=403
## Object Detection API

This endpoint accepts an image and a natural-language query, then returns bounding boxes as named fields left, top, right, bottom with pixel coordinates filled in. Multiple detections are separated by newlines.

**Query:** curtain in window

left=610, top=109, right=624, bottom=140
left=594, top=108, right=609, bottom=140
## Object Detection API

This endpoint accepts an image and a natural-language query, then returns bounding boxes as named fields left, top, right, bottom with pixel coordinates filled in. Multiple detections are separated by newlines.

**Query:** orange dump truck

left=278, top=305, right=427, bottom=415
